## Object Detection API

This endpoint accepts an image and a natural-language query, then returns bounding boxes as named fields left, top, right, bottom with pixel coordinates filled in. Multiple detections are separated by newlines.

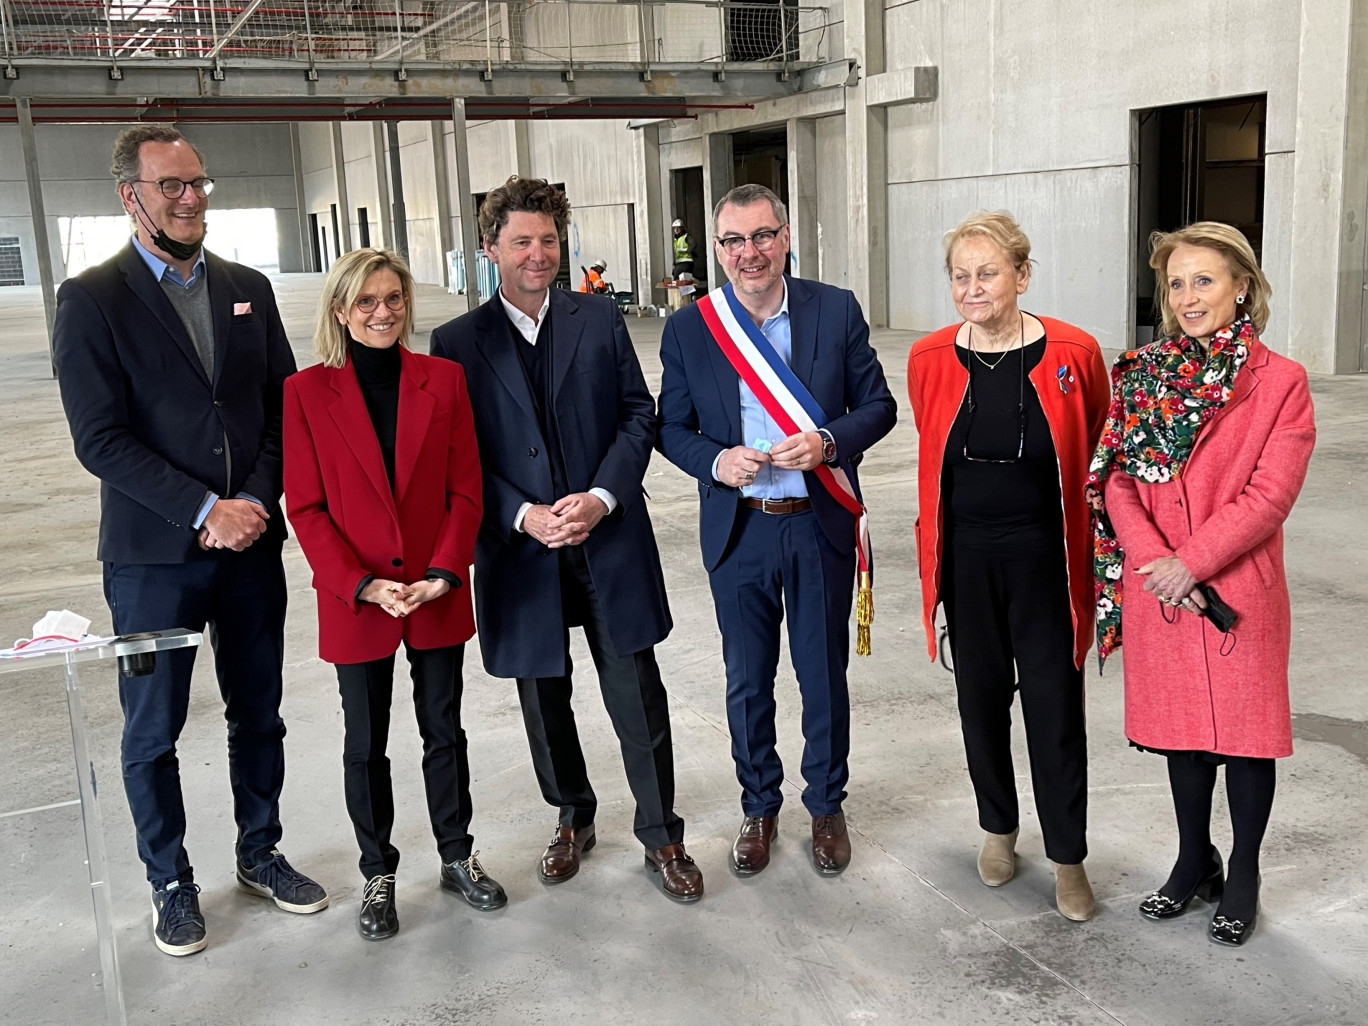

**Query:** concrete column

left=512, top=121, right=532, bottom=178
left=1335, top=1, right=1368, bottom=372
left=372, top=121, right=394, bottom=252
left=385, top=122, right=410, bottom=263
left=702, top=129, right=733, bottom=286
left=450, top=100, right=481, bottom=310
left=288, top=123, right=311, bottom=272
left=330, top=122, right=353, bottom=254
left=430, top=120, right=455, bottom=289
left=16, top=98, right=56, bottom=371
left=634, top=123, right=666, bottom=304
left=844, top=0, right=888, bottom=326
left=787, top=117, right=817, bottom=282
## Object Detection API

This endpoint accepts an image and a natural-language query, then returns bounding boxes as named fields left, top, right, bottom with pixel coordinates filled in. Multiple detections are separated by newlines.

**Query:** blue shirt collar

left=131, top=234, right=205, bottom=288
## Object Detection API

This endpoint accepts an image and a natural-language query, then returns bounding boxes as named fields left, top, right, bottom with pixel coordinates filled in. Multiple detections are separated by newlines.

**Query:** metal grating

left=0, top=236, right=24, bottom=286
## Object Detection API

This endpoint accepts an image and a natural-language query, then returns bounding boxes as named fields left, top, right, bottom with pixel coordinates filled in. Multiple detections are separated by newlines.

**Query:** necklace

left=967, top=312, right=1025, bottom=370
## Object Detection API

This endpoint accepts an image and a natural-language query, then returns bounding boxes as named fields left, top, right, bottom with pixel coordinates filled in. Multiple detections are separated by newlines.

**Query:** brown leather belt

left=741, top=497, right=812, bottom=514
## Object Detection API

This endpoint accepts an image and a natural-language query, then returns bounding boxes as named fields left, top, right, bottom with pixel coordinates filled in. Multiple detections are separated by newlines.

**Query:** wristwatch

left=818, top=428, right=838, bottom=464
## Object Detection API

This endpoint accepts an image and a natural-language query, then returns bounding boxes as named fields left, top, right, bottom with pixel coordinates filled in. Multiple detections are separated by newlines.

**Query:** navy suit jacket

left=53, top=242, right=297, bottom=564
left=429, top=288, right=672, bottom=679
left=657, top=275, right=897, bottom=571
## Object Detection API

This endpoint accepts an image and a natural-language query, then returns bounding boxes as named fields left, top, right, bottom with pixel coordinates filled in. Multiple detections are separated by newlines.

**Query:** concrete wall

left=882, top=0, right=1303, bottom=353
left=0, top=122, right=304, bottom=284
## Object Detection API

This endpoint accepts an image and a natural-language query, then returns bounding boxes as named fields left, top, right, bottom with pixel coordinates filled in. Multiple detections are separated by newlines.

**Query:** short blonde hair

left=943, top=210, right=1032, bottom=275
left=312, top=248, right=415, bottom=368
left=1149, top=222, right=1270, bottom=336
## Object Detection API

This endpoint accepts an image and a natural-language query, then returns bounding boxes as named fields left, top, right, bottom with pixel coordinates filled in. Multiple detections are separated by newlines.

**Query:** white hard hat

left=592, top=259, right=607, bottom=271
left=672, top=219, right=684, bottom=228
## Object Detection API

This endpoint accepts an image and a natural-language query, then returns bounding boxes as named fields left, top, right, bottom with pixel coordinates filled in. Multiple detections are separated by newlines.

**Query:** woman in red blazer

left=283, top=248, right=504, bottom=941
left=1091, top=223, right=1315, bottom=946
left=907, top=211, right=1109, bottom=922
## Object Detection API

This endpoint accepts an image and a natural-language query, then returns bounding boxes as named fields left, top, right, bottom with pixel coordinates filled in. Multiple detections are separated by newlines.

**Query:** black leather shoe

left=1210, top=873, right=1261, bottom=947
left=440, top=852, right=508, bottom=911
left=358, top=874, right=398, bottom=941
left=1139, top=847, right=1224, bottom=920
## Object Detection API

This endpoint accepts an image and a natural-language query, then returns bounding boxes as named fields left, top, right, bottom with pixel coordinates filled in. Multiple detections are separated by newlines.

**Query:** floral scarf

left=1085, top=315, right=1254, bottom=666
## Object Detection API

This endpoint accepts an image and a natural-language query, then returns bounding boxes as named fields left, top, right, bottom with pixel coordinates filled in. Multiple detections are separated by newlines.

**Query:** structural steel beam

left=16, top=96, right=57, bottom=373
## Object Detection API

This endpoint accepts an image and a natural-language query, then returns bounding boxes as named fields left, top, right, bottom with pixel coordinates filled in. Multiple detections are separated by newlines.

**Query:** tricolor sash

left=697, top=283, right=876, bottom=655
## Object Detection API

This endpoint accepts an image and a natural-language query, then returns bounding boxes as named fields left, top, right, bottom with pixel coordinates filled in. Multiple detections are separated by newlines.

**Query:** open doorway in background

left=731, top=126, right=791, bottom=275
left=669, top=166, right=707, bottom=289
left=1133, top=94, right=1266, bottom=345
left=59, top=209, right=281, bottom=279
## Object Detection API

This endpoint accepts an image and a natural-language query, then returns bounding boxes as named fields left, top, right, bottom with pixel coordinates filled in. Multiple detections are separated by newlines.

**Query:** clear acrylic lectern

left=0, top=628, right=203, bottom=1026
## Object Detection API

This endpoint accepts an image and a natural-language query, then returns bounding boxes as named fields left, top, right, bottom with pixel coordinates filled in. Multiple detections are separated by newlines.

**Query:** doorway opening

left=731, top=126, right=791, bottom=274
left=357, top=207, right=371, bottom=249
left=669, top=166, right=707, bottom=288
left=1133, top=94, right=1266, bottom=345
left=308, top=213, right=323, bottom=272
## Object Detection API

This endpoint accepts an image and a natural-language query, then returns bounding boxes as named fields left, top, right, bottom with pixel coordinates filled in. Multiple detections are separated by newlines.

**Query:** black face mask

left=131, top=188, right=205, bottom=262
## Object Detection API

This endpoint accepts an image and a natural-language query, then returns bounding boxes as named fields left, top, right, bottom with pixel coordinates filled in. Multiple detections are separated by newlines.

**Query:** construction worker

left=672, top=219, right=696, bottom=280
left=578, top=259, right=610, bottom=294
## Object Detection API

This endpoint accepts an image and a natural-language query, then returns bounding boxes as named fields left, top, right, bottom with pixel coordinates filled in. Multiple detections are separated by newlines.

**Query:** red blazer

left=1104, top=338, right=1315, bottom=757
left=283, top=347, right=482, bottom=664
left=907, top=317, right=1110, bottom=668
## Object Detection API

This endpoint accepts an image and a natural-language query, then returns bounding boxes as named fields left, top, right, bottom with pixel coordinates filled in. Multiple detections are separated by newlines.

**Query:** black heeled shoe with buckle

left=1139, top=847, right=1224, bottom=921
left=1210, top=873, right=1261, bottom=947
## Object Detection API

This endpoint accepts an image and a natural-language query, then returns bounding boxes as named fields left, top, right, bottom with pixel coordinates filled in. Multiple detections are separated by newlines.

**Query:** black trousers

left=942, top=540, right=1088, bottom=864
left=335, top=643, right=473, bottom=879
left=516, top=545, right=683, bottom=850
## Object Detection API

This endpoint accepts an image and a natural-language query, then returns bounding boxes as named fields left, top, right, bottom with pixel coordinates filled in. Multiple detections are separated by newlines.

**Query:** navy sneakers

left=235, top=849, right=330, bottom=914
left=151, top=881, right=207, bottom=957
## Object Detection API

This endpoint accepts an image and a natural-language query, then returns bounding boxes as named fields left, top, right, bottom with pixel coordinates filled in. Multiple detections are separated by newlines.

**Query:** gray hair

left=712, top=183, right=788, bottom=230
left=110, top=124, right=207, bottom=186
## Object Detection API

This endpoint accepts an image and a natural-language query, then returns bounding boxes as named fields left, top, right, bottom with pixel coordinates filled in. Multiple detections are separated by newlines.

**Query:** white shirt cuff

left=513, top=501, right=533, bottom=533
left=710, top=452, right=725, bottom=484
left=589, top=487, right=618, bottom=514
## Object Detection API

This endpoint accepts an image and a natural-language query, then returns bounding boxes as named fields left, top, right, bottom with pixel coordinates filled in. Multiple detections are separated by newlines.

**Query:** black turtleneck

left=350, top=339, right=400, bottom=489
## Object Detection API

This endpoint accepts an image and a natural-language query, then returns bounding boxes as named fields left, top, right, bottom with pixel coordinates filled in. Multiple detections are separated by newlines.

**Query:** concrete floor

left=1, top=275, right=1366, bottom=1026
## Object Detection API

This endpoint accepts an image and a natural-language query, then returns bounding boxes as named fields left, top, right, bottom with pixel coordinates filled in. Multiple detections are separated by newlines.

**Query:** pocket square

left=233, top=302, right=252, bottom=315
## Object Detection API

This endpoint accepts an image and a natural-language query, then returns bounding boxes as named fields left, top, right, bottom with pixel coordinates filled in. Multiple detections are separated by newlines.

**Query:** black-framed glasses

left=355, top=291, right=406, bottom=313
left=962, top=328, right=1026, bottom=464
left=135, top=177, right=215, bottom=199
left=714, top=227, right=786, bottom=254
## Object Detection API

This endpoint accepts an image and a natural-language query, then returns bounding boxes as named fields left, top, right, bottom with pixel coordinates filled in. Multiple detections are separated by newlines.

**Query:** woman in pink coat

left=1088, top=222, right=1315, bottom=947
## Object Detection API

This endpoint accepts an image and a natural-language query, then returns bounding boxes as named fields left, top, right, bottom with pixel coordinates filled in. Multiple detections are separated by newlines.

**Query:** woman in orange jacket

left=907, top=211, right=1109, bottom=921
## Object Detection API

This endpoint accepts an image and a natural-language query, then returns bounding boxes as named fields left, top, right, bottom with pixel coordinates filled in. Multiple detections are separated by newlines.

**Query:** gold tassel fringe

left=855, top=570, right=874, bottom=656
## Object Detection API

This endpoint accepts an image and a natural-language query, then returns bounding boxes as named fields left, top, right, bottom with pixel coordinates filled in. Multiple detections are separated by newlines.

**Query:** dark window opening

left=0, top=236, right=24, bottom=286
left=1134, top=94, right=1266, bottom=344
left=357, top=208, right=371, bottom=249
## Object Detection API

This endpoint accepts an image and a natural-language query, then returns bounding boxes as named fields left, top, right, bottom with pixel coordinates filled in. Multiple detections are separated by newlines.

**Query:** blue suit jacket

left=429, top=289, right=672, bottom=679
left=53, top=242, right=296, bottom=564
left=657, top=275, right=897, bottom=571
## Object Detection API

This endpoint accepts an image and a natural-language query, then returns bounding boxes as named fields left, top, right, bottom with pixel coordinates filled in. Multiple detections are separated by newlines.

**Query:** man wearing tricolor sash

left=657, top=184, right=896, bottom=878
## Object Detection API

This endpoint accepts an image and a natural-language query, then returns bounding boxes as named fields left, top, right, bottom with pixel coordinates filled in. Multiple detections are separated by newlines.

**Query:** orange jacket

left=906, top=317, right=1109, bottom=668
left=578, top=268, right=607, bottom=293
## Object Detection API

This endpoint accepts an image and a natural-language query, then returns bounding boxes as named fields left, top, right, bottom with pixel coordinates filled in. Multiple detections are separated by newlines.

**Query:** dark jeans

left=943, top=540, right=1089, bottom=864
left=516, top=545, right=683, bottom=850
left=103, top=544, right=287, bottom=888
left=707, top=507, right=855, bottom=818
left=335, top=643, right=473, bottom=879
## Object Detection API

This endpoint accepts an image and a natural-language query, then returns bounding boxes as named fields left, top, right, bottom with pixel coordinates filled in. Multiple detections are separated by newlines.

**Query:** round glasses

left=136, top=177, right=215, bottom=199
left=355, top=292, right=406, bottom=313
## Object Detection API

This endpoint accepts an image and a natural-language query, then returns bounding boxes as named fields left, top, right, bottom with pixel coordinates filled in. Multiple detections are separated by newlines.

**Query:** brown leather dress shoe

left=644, top=843, right=704, bottom=903
left=539, top=824, right=596, bottom=884
left=811, top=812, right=851, bottom=875
left=730, top=816, right=776, bottom=876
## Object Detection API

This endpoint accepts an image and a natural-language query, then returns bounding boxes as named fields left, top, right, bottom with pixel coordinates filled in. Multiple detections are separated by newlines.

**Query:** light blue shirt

left=130, top=237, right=263, bottom=529
left=131, top=234, right=205, bottom=288
left=711, top=282, right=807, bottom=499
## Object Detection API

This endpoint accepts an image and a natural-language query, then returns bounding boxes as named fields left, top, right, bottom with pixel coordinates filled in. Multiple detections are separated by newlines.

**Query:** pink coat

left=1103, top=338, right=1315, bottom=757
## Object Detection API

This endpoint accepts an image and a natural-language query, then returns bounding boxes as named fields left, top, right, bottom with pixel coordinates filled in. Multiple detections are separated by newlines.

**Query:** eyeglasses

left=354, top=292, right=406, bottom=313
left=962, top=321, right=1026, bottom=464
left=714, top=227, right=786, bottom=255
left=135, top=177, right=215, bottom=199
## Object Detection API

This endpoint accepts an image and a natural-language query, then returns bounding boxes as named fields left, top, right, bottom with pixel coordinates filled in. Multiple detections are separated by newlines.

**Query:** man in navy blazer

left=658, top=184, right=896, bottom=878
left=53, top=125, right=326, bottom=958
left=429, top=176, right=701, bottom=903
